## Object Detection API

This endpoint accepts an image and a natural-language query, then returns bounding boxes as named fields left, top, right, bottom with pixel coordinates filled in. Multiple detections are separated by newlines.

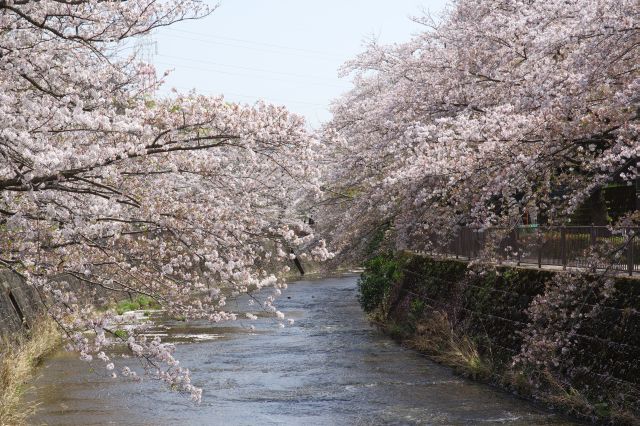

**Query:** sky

left=151, top=0, right=449, bottom=128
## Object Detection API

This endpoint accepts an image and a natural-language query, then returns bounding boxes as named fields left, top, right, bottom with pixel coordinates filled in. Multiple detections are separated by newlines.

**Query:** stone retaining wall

left=365, top=253, right=640, bottom=424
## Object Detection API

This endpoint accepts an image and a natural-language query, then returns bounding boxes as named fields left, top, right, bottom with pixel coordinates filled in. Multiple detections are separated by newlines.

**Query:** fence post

left=496, top=228, right=503, bottom=265
left=514, top=228, right=521, bottom=266
left=469, top=228, right=474, bottom=260
left=473, top=229, right=480, bottom=260
left=561, top=226, right=567, bottom=270
left=628, top=230, right=634, bottom=277
left=590, top=225, right=596, bottom=247
left=537, top=228, right=542, bottom=269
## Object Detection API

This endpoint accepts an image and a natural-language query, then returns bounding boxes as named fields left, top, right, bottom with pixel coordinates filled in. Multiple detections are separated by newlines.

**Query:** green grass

left=115, top=295, right=160, bottom=315
left=113, top=329, right=129, bottom=340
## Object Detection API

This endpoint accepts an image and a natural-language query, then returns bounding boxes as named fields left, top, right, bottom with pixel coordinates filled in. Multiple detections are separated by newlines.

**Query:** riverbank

left=358, top=252, right=640, bottom=425
left=0, top=317, right=61, bottom=425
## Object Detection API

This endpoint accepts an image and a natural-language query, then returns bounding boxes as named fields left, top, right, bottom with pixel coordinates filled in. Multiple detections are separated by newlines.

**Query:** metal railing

left=419, top=226, right=640, bottom=276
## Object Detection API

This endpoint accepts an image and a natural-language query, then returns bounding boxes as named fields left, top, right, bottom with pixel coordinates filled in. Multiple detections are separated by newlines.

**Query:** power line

left=156, top=53, right=347, bottom=84
left=158, top=32, right=343, bottom=62
left=162, top=27, right=348, bottom=59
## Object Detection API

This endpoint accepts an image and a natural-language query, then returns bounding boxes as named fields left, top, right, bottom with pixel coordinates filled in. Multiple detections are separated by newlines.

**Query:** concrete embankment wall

left=0, top=270, right=41, bottom=337
left=363, top=253, right=640, bottom=424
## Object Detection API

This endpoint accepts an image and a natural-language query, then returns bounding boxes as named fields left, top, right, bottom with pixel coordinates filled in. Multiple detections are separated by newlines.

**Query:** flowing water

left=27, top=275, right=576, bottom=425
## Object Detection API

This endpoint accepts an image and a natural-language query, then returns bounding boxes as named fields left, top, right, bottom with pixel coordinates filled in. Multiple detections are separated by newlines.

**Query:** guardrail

left=420, top=226, right=640, bottom=276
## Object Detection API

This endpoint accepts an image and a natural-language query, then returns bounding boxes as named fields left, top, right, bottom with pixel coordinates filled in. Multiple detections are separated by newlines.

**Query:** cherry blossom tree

left=317, top=1, right=639, bottom=413
left=321, top=0, right=639, bottom=257
left=0, top=0, right=330, bottom=401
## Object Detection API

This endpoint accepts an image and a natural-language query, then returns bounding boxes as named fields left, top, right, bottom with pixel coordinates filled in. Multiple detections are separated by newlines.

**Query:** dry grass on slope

left=0, top=318, right=61, bottom=426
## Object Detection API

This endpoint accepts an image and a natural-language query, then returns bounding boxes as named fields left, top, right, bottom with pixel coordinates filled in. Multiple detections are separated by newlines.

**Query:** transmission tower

left=135, top=32, right=158, bottom=95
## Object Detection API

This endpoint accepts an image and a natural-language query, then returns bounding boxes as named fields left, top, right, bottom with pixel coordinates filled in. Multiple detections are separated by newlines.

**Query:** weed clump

left=410, top=312, right=491, bottom=380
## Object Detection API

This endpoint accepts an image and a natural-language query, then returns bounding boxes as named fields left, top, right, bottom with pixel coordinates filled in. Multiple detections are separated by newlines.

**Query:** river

left=27, top=274, right=575, bottom=425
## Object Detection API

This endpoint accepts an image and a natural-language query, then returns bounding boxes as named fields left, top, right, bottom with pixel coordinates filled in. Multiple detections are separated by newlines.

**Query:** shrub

left=357, top=254, right=401, bottom=313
